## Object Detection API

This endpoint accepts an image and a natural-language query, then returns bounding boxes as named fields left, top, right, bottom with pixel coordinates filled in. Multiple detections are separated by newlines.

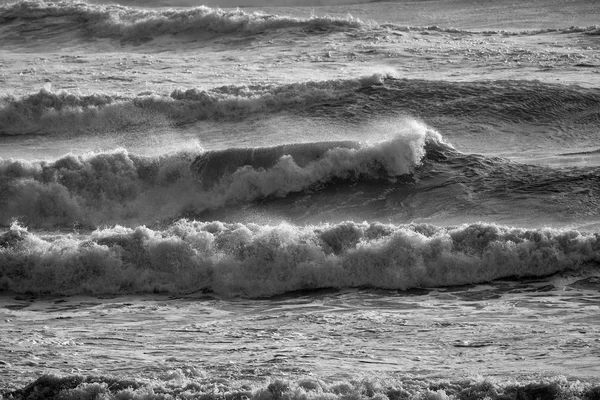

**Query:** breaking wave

left=3, top=76, right=599, bottom=136
left=0, top=79, right=367, bottom=136
left=3, top=115, right=600, bottom=230
left=0, top=119, right=439, bottom=228
left=1, top=219, right=599, bottom=297
left=4, top=373, right=600, bottom=400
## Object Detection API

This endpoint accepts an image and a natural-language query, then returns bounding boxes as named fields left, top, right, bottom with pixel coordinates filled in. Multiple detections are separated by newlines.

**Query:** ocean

left=1, top=0, right=600, bottom=398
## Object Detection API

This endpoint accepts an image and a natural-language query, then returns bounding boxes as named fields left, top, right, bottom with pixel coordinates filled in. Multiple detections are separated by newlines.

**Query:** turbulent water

left=1, top=0, right=600, bottom=398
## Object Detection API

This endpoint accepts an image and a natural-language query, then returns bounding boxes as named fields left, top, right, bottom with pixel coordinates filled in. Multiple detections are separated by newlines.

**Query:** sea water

left=1, top=0, right=600, bottom=398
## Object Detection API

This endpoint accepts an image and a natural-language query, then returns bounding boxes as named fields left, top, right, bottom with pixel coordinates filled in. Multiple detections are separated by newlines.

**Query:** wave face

left=1, top=219, right=598, bottom=297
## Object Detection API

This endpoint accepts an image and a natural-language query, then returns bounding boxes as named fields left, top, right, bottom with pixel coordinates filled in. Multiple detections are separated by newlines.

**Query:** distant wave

left=2, top=76, right=599, bottom=136
left=1, top=218, right=598, bottom=297
left=0, top=120, right=439, bottom=228
left=2, top=0, right=599, bottom=58
left=0, top=0, right=367, bottom=46
left=1, top=0, right=597, bottom=49
left=0, top=78, right=368, bottom=136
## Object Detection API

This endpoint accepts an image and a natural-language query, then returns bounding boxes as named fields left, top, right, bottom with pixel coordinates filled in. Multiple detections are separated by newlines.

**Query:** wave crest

left=196, top=119, right=438, bottom=193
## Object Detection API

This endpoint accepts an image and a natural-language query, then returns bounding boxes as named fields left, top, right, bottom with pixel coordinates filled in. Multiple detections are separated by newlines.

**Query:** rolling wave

left=2, top=77, right=599, bottom=136
left=0, top=120, right=439, bottom=228
left=2, top=118, right=600, bottom=230
left=1, top=218, right=598, bottom=297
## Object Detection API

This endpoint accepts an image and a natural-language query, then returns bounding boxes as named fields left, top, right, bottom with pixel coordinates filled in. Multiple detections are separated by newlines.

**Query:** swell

left=413, top=142, right=600, bottom=225
left=1, top=219, right=598, bottom=298
left=2, top=77, right=599, bottom=136
left=334, top=79, right=600, bottom=126
left=0, top=0, right=365, bottom=47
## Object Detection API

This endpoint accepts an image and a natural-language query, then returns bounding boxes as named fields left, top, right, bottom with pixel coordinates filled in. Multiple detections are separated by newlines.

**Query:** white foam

left=1, top=220, right=597, bottom=297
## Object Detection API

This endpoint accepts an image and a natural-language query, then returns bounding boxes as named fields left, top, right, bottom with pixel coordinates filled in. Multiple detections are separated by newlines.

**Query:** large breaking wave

left=1, top=218, right=599, bottom=297
left=0, top=119, right=439, bottom=228
left=2, top=116, right=600, bottom=229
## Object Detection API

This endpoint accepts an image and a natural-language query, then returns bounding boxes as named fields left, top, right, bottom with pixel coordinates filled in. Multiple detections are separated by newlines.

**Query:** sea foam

left=1, top=219, right=598, bottom=297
